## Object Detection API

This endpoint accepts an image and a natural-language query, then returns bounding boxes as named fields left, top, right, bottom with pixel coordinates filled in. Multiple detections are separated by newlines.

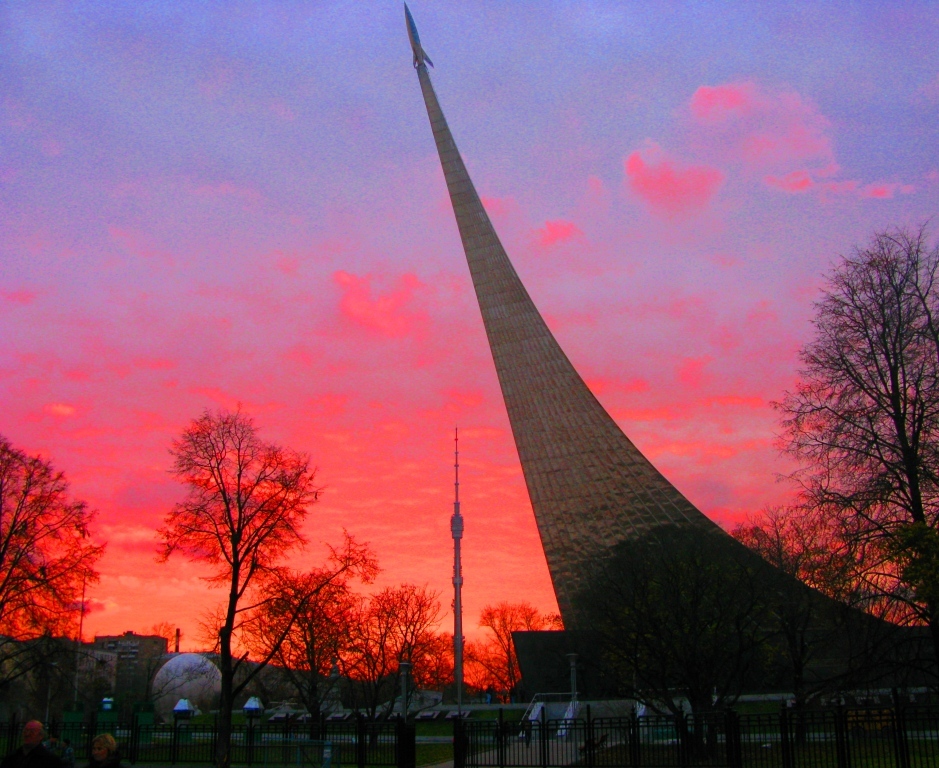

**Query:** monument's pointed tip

left=405, top=3, right=433, bottom=69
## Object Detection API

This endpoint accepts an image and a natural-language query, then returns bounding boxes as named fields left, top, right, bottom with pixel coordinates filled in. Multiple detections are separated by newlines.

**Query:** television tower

left=451, top=427, right=464, bottom=712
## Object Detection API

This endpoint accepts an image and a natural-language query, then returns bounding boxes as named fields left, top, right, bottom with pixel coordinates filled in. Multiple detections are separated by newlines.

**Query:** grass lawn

left=416, top=742, right=453, bottom=766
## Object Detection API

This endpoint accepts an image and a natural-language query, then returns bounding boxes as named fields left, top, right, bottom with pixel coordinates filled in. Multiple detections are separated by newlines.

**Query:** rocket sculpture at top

left=405, top=4, right=433, bottom=68
left=404, top=5, right=723, bottom=627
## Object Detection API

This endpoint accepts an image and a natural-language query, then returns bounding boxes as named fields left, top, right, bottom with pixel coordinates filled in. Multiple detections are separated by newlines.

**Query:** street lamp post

left=243, top=697, right=263, bottom=765
left=45, top=662, right=58, bottom=723
left=399, top=661, right=412, bottom=720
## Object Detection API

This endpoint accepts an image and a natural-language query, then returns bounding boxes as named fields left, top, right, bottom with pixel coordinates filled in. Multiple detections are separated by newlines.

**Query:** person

left=0, top=721, right=64, bottom=768
left=84, top=735, right=121, bottom=768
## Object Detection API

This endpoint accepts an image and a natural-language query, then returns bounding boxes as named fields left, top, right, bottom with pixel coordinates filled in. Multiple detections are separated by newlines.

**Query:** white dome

left=152, top=653, right=221, bottom=722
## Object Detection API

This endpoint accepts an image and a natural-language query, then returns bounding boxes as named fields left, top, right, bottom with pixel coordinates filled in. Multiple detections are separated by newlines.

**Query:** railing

left=0, top=715, right=416, bottom=768
left=455, top=704, right=939, bottom=768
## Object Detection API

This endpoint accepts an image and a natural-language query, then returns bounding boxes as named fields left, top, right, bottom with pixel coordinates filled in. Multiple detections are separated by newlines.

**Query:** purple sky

left=2, top=1, right=937, bottom=645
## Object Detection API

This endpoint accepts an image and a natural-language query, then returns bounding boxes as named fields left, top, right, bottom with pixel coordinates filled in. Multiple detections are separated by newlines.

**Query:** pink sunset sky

left=2, top=2, right=938, bottom=647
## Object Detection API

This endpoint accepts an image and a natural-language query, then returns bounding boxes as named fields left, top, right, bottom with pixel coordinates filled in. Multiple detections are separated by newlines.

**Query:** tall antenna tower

left=451, top=427, right=464, bottom=712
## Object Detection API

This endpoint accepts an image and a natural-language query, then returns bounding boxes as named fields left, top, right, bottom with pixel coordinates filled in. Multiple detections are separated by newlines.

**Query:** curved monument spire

left=405, top=6, right=722, bottom=625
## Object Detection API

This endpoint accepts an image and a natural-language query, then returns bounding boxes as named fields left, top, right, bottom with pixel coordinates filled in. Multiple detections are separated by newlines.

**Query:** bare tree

left=778, top=225, right=939, bottom=665
left=465, top=602, right=560, bottom=702
left=734, top=506, right=925, bottom=706
left=412, top=631, right=453, bottom=694
left=150, top=621, right=179, bottom=649
left=244, top=534, right=377, bottom=720
left=159, top=408, right=321, bottom=768
left=0, top=435, right=102, bottom=689
left=343, top=584, right=442, bottom=719
left=578, top=526, right=773, bottom=723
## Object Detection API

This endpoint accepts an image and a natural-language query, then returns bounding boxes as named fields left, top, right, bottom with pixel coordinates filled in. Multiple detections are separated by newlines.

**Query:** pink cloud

left=443, top=388, right=485, bottom=408
left=306, top=393, right=348, bottom=418
left=533, top=219, right=583, bottom=247
left=707, top=395, right=765, bottom=409
left=1, top=289, right=37, bottom=305
left=765, top=171, right=915, bottom=200
left=198, top=63, right=238, bottom=100
left=677, top=356, right=712, bottom=389
left=333, top=270, right=427, bottom=338
left=282, top=342, right=316, bottom=367
left=108, top=226, right=175, bottom=265
left=706, top=253, right=739, bottom=268
left=275, top=254, right=300, bottom=275
left=191, top=181, right=262, bottom=203
left=860, top=182, right=916, bottom=199
left=921, top=73, right=939, bottom=102
left=624, top=147, right=723, bottom=216
left=818, top=179, right=859, bottom=196
left=132, top=356, right=177, bottom=371
left=691, top=82, right=914, bottom=202
left=269, top=98, right=296, bottom=121
left=690, top=82, right=757, bottom=122
left=480, top=195, right=517, bottom=218
left=691, top=82, right=832, bottom=171
left=44, top=402, right=76, bottom=417
left=41, top=138, right=63, bottom=157
left=586, top=376, right=649, bottom=395
left=764, top=169, right=814, bottom=193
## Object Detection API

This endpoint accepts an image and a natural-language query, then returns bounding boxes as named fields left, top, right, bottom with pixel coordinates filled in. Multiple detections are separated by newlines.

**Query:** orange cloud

left=44, top=402, right=76, bottom=417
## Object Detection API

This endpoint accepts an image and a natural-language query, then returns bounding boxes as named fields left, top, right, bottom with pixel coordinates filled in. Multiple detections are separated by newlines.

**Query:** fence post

left=892, top=690, right=910, bottom=768
left=584, top=704, right=593, bottom=768
left=87, top=712, right=97, bottom=765
left=497, top=708, right=505, bottom=768
left=676, top=713, right=689, bottom=767
left=540, top=702, right=548, bottom=768
left=129, top=713, right=138, bottom=764
left=628, top=709, right=640, bottom=768
left=779, top=705, right=793, bottom=768
left=723, top=710, right=741, bottom=768
left=356, top=713, right=367, bottom=768
left=453, top=716, right=465, bottom=768
left=405, top=719, right=416, bottom=768
left=834, top=705, right=849, bottom=768
left=210, top=713, right=218, bottom=766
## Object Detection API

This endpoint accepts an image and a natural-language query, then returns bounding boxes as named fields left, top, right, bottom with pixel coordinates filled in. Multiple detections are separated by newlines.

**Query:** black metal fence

left=1, top=716, right=416, bottom=768
left=455, top=705, right=939, bottom=768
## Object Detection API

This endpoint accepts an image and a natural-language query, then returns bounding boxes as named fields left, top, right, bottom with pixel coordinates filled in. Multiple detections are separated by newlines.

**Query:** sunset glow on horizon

left=2, top=2, right=938, bottom=648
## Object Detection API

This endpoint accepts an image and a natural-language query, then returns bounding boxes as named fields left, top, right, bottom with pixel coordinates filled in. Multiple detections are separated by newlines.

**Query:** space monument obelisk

left=405, top=5, right=722, bottom=627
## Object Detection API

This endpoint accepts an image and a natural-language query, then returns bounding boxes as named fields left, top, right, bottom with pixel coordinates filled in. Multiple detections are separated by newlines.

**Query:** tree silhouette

left=159, top=408, right=321, bottom=768
left=778, top=225, right=939, bottom=666
left=0, top=435, right=102, bottom=689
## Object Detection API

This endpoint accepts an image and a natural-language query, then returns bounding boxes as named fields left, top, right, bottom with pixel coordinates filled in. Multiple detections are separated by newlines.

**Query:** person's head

left=22, top=722, right=45, bottom=747
left=91, top=734, right=117, bottom=763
